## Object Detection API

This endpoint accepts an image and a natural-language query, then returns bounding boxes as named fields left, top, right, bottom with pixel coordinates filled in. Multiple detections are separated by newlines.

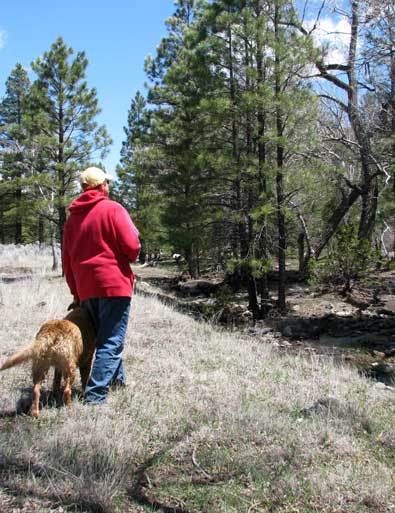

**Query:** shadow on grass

left=0, top=387, right=83, bottom=419
left=0, top=456, right=106, bottom=512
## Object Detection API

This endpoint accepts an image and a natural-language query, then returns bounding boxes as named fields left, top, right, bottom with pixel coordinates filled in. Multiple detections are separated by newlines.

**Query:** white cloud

left=305, top=16, right=351, bottom=64
left=0, top=29, right=7, bottom=50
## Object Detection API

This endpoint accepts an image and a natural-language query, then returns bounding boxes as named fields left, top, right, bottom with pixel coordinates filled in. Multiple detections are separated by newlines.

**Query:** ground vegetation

left=1, top=247, right=395, bottom=512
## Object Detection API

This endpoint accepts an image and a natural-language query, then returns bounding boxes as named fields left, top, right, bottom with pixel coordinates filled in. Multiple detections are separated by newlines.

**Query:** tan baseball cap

left=80, top=167, right=113, bottom=187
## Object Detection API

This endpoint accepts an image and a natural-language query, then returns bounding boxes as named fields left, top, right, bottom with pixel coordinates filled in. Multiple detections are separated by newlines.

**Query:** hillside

left=0, top=255, right=395, bottom=512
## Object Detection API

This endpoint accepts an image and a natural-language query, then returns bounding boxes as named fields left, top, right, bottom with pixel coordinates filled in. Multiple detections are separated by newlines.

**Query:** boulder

left=176, top=280, right=222, bottom=297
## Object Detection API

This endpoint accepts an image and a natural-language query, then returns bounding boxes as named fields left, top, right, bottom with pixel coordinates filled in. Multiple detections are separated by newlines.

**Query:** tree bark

left=295, top=0, right=379, bottom=245
left=255, top=8, right=270, bottom=315
left=51, top=223, right=59, bottom=271
left=38, top=215, right=45, bottom=247
left=14, top=185, right=22, bottom=244
left=307, top=186, right=361, bottom=267
left=274, top=2, right=287, bottom=312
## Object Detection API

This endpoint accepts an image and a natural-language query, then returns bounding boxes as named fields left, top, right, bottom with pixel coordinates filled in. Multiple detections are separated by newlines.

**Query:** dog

left=0, top=307, right=96, bottom=417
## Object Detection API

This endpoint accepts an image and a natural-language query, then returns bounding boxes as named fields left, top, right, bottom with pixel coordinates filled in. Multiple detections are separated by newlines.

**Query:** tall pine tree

left=29, top=37, right=112, bottom=254
left=114, top=91, right=164, bottom=262
left=0, top=64, right=31, bottom=243
left=145, top=0, right=220, bottom=277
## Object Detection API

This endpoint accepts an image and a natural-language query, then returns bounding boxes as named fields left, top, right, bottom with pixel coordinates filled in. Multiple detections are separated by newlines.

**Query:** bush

left=309, top=224, right=381, bottom=294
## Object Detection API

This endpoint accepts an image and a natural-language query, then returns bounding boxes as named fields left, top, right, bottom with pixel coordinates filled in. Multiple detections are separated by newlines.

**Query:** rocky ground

left=134, top=262, right=395, bottom=387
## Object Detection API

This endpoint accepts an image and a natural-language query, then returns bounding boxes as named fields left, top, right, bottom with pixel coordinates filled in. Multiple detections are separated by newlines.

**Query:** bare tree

left=293, top=0, right=385, bottom=249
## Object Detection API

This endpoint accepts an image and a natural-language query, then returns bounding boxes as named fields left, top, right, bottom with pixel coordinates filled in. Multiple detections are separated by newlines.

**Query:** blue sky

left=0, top=0, right=176, bottom=174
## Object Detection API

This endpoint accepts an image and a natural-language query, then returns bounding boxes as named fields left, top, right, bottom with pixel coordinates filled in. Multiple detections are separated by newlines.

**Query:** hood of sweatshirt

left=69, top=190, right=107, bottom=215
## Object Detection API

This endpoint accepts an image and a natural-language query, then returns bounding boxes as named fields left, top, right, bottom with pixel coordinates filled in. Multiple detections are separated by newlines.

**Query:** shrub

left=309, top=224, right=381, bottom=294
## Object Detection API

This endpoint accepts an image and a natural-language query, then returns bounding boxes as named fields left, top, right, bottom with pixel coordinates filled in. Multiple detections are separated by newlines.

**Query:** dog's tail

left=0, top=344, right=34, bottom=371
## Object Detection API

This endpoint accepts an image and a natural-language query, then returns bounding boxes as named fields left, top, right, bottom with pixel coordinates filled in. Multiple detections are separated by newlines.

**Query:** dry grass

left=0, top=250, right=395, bottom=512
left=0, top=244, right=60, bottom=276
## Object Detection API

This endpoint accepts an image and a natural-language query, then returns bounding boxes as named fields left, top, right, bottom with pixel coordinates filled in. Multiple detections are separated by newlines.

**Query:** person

left=63, top=166, right=140, bottom=405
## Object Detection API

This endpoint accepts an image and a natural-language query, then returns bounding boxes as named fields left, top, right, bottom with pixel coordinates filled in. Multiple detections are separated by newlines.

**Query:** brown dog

left=0, top=307, right=96, bottom=417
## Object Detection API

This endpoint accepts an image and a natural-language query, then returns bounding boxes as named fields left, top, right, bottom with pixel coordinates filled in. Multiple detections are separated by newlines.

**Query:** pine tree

left=195, top=0, right=317, bottom=313
left=29, top=37, right=112, bottom=255
left=144, top=0, right=220, bottom=277
left=0, top=64, right=31, bottom=243
left=114, top=91, right=164, bottom=262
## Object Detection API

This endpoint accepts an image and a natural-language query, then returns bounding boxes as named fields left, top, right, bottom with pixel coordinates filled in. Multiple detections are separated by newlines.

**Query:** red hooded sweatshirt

left=63, top=189, right=140, bottom=302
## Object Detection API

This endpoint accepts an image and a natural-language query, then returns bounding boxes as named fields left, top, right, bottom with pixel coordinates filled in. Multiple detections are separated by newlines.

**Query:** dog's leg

left=31, top=382, right=41, bottom=417
left=79, top=361, right=93, bottom=392
left=53, top=369, right=62, bottom=394
left=31, top=364, right=48, bottom=418
left=63, top=365, right=76, bottom=407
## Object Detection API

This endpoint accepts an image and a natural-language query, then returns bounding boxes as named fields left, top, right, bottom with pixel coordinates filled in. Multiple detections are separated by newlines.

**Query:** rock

left=366, top=362, right=395, bottom=385
left=248, top=326, right=273, bottom=336
left=283, top=326, right=294, bottom=337
left=301, top=397, right=341, bottom=416
left=301, top=397, right=372, bottom=432
left=381, top=299, right=395, bottom=314
left=241, top=310, right=253, bottom=320
left=335, top=310, right=353, bottom=317
left=377, top=308, right=395, bottom=317
left=371, top=350, right=386, bottom=359
left=371, top=362, right=395, bottom=373
left=218, top=303, right=251, bottom=324
left=176, top=280, right=222, bottom=297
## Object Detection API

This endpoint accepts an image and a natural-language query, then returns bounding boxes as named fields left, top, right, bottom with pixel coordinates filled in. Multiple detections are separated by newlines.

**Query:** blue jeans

left=81, top=297, right=131, bottom=404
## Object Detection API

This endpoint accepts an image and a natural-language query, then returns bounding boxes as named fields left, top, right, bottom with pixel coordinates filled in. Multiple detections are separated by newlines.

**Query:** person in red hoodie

left=63, top=166, right=140, bottom=405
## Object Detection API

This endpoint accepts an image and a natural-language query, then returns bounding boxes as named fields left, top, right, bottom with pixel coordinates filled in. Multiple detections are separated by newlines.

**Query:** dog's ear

left=67, top=302, right=78, bottom=311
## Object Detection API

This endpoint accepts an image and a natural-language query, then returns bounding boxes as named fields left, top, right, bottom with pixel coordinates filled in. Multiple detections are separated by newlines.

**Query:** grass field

left=1, top=246, right=395, bottom=512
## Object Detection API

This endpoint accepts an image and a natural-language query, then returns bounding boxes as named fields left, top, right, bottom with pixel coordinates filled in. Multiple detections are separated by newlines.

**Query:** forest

left=0, top=0, right=394, bottom=318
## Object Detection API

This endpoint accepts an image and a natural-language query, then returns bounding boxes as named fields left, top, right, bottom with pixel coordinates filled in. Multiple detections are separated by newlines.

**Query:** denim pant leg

left=82, top=297, right=131, bottom=404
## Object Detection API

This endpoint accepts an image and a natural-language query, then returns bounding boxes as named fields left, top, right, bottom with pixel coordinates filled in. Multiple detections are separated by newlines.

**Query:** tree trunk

left=58, top=99, right=66, bottom=269
left=256, top=19, right=270, bottom=315
left=358, top=177, right=378, bottom=240
left=297, top=0, right=378, bottom=248
left=391, top=44, right=395, bottom=258
left=185, top=245, right=199, bottom=279
left=274, top=2, right=286, bottom=312
left=307, top=186, right=361, bottom=266
left=228, top=20, right=242, bottom=260
left=58, top=205, right=67, bottom=274
left=0, top=205, right=4, bottom=244
left=38, top=215, right=45, bottom=247
left=348, top=0, right=377, bottom=240
left=14, top=184, right=22, bottom=244
left=243, top=25, right=260, bottom=319
left=298, top=233, right=305, bottom=272
left=51, top=223, right=59, bottom=272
